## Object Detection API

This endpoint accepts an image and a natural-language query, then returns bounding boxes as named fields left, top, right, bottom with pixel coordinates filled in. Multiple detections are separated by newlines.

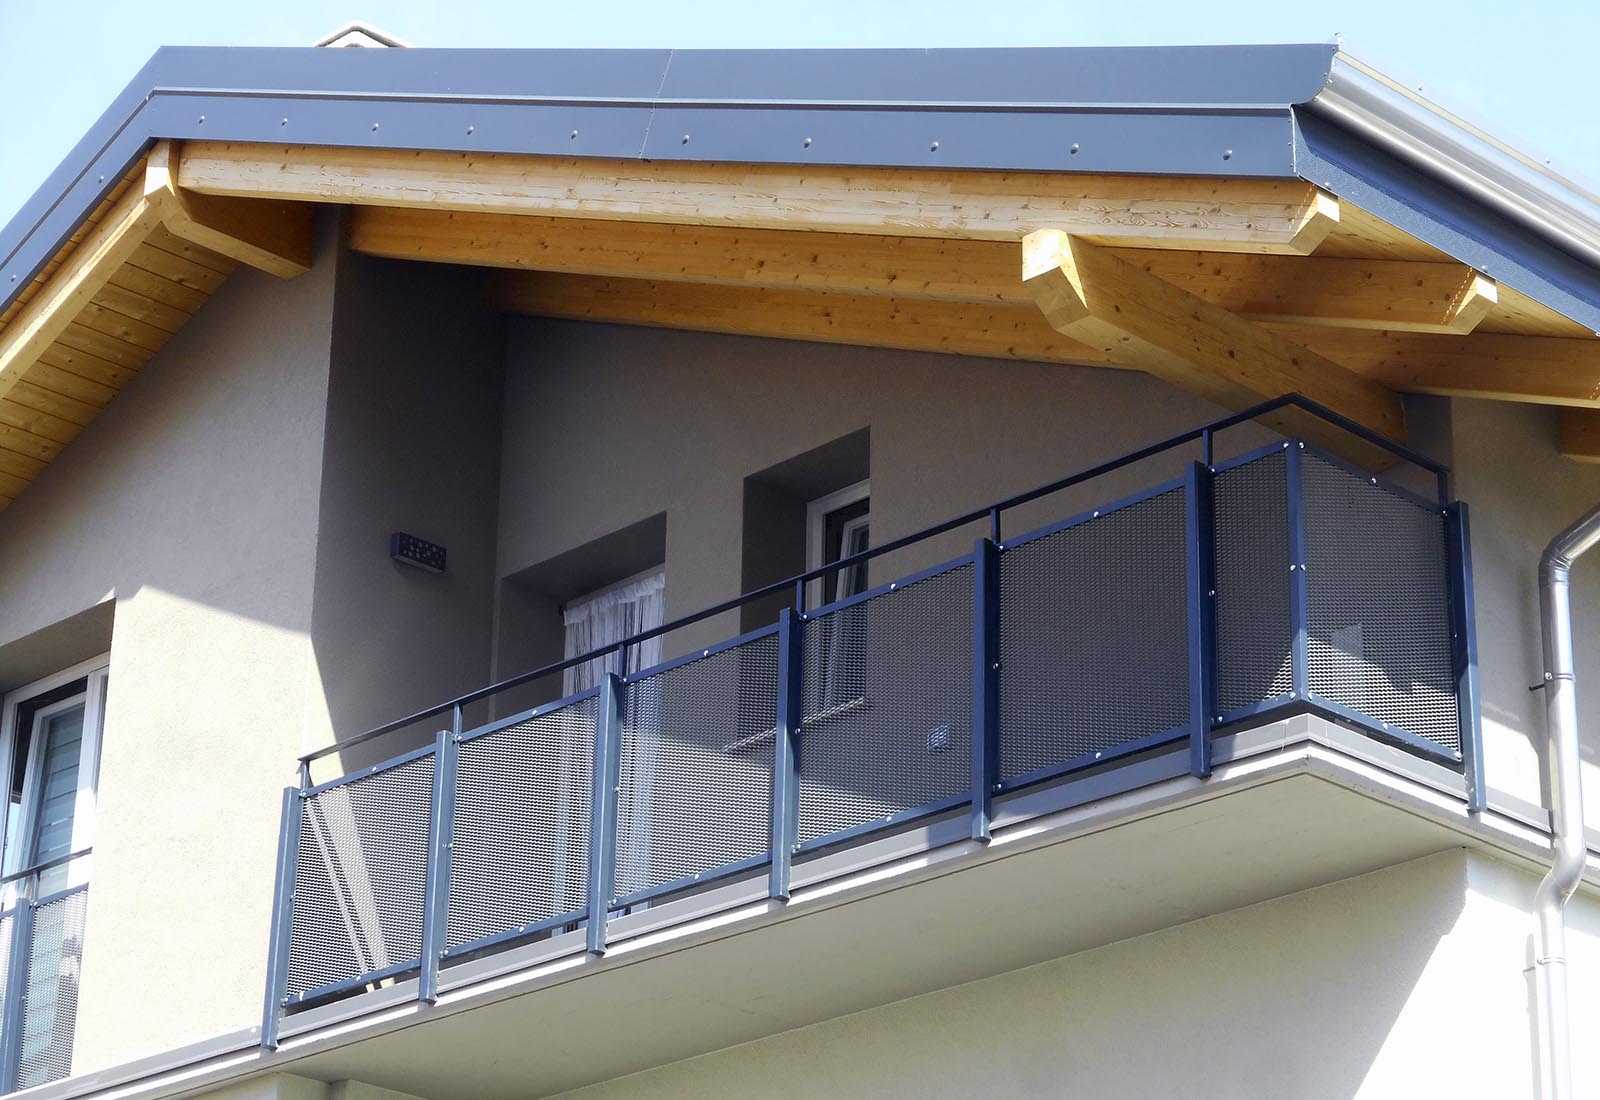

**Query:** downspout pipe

left=1535, top=502, right=1600, bottom=1100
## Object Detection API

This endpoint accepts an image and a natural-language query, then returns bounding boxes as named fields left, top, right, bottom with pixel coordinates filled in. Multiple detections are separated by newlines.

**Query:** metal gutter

left=1307, top=52, right=1600, bottom=275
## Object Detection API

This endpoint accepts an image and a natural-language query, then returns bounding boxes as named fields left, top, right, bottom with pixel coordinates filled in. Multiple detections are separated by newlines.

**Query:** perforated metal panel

left=999, top=488, right=1190, bottom=782
left=1214, top=450, right=1294, bottom=715
left=17, top=888, right=87, bottom=1089
left=799, top=563, right=973, bottom=844
left=288, top=753, right=434, bottom=999
left=1303, top=454, right=1459, bottom=751
left=449, top=696, right=596, bottom=950
left=616, top=635, right=778, bottom=899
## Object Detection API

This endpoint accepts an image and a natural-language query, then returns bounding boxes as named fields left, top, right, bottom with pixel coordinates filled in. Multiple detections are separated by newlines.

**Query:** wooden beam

left=1559, top=409, right=1600, bottom=462
left=491, top=267, right=1594, bottom=414
left=145, top=142, right=313, bottom=279
left=421, top=206, right=1496, bottom=333
left=181, top=141, right=1340, bottom=254
left=1022, top=229, right=1406, bottom=444
left=1131, top=252, right=1495, bottom=334
left=1279, top=328, right=1600, bottom=407
left=487, top=272, right=1113, bottom=368
left=0, top=176, right=164, bottom=405
left=361, top=207, right=1486, bottom=333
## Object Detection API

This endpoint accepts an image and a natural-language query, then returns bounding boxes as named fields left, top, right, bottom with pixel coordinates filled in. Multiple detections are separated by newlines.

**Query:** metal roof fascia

left=1297, top=52, right=1600, bottom=332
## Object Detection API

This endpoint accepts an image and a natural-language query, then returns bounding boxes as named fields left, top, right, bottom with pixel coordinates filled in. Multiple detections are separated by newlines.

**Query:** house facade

left=1, top=40, right=1600, bottom=1100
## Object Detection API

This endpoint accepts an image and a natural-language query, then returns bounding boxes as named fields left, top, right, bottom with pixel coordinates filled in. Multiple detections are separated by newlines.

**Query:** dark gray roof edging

left=3, top=42, right=1599, bottom=335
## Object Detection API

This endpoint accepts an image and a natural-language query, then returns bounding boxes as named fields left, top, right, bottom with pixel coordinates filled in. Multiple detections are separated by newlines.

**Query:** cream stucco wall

left=0, top=221, right=344, bottom=1071
left=543, top=849, right=1600, bottom=1100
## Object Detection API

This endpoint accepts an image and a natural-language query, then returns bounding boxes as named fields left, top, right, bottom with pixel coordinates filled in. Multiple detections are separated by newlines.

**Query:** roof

left=3, top=43, right=1599, bottom=332
left=3, top=43, right=1600, bottom=514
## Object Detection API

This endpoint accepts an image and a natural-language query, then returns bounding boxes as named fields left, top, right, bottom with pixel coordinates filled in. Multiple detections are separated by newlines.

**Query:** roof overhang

left=4, top=43, right=1598, bottom=332
left=4, top=43, right=1600, bottom=513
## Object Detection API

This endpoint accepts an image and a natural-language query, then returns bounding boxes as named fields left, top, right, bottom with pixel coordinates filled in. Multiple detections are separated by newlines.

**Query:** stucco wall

left=0, top=220, right=343, bottom=1072
left=1448, top=399, right=1600, bottom=820
left=497, top=319, right=1262, bottom=669
left=305, top=250, right=504, bottom=773
left=545, top=849, right=1600, bottom=1100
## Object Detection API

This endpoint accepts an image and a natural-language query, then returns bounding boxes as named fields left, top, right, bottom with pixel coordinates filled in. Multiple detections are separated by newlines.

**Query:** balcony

left=261, top=395, right=1482, bottom=1053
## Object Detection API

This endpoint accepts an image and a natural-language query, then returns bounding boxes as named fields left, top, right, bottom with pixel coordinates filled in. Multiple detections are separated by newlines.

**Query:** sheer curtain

left=561, top=569, right=666, bottom=693
left=557, top=568, right=666, bottom=906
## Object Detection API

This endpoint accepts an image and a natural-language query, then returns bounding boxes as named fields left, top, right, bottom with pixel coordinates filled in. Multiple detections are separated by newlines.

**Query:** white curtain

left=561, top=570, right=666, bottom=693
left=557, top=569, right=665, bottom=906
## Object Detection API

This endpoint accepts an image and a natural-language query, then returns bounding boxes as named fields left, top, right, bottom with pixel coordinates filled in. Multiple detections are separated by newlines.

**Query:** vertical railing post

left=418, top=723, right=459, bottom=1004
left=259, top=785, right=302, bottom=1049
left=972, top=538, right=1000, bottom=842
left=770, top=608, right=803, bottom=899
left=587, top=672, right=623, bottom=955
left=0, top=892, right=32, bottom=1091
left=1448, top=501, right=1486, bottom=811
left=1184, top=461, right=1217, bottom=778
left=0, top=885, right=33, bottom=1091
left=1284, top=440, right=1311, bottom=702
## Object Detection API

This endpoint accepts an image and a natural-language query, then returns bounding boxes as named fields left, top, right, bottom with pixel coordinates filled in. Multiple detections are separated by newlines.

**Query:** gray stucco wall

left=496, top=318, right=1250, bottom=673
left=307, top=248, right=504, bottom=773
left=0, top=217, right=343, bottom=1073
left=1449, top=399, right=1600, bottom=819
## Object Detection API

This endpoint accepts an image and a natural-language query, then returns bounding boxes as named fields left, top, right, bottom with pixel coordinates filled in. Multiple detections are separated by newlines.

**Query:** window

left=0, top=658, right=106, bottom=898
left=806, top=481, right=870, bottom=710
left=0, top=656, right=106, bottom=1089
left=560, top=568, right=666, bottom=913
left=805, top=480, right=871, bottom=609
left=561, top=566, right=667, bottom=693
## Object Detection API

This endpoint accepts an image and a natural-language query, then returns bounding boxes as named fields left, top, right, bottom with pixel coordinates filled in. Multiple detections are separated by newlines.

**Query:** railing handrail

left=0, top=848, right=92, bottom=888
left=298, top=392, right=1448, bottom=765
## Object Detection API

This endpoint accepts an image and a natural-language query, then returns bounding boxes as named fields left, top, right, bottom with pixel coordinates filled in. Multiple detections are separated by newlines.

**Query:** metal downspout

left=1535, top=503, right=1600, bottom=1100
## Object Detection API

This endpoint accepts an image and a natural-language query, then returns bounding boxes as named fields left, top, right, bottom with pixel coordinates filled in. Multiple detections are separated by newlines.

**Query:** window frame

left=804, top=479, right=871, bottom=610
left=0, top=655, right=109, bottom=897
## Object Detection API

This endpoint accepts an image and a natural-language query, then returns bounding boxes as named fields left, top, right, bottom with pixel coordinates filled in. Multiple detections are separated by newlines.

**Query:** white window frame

left=805, top=479, right=871, bottom=610
left=0, top=655, right=109, bottom=897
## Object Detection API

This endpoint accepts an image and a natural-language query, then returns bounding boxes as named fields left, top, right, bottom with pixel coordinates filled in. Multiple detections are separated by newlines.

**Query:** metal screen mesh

left=17, top=889, right=87, bottom=1089
left=616, top=635, right=779, bottom=899
left=288, top=754, right=434, bottom=998
left=1303, top=454, right=1460, bottom=750
left=449, top=696, right=596, bottom=950
left=799, top=563, right=973, bottom=844
left=998, top=488, right=1191, bottom=781
left=1214, top=450, right=1294, bottom=715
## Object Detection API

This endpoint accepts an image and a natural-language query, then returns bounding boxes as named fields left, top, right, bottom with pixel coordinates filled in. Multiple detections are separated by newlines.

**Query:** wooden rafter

left=366, top=207, right=1492, bottom=334
left=488, top=272, right=1103, bottom=367
left=1021, top=229, right=1405, bottom=444
left=1559, top=409, right=1600, bottom=462
left=0, top=181, right=165, bottom=405
left=145, top=142, right=313, bottom=278
left=181, top=141, right=1340, bottom=254
left=1280, top=328, right=1600, bottom=407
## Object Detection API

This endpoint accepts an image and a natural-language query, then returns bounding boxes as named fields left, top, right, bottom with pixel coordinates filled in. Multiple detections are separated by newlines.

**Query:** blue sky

left=1, top=0, right=1597, bottom=230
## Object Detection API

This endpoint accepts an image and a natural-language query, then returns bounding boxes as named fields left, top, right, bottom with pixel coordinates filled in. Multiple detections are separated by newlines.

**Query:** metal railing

left=261, top=395, right=1483, bottom=1045
left=0, top=852, right=92, bottom=1091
